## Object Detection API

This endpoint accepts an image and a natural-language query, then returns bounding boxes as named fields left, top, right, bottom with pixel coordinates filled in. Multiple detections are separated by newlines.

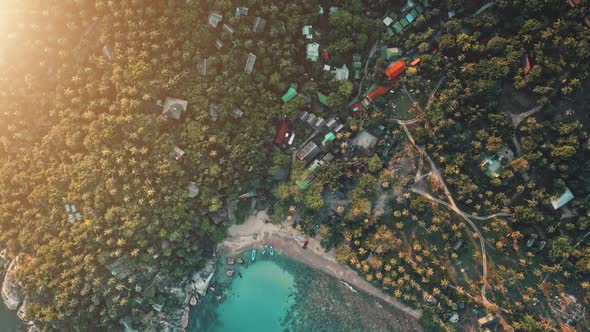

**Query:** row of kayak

left=251, top=244, right=274, bottom=262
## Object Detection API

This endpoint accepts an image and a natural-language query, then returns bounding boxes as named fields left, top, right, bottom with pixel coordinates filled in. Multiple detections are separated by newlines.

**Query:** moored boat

left=262, top=244, right=268, bottom=255
left=251, top=249, right=256, bottom=262
left=269, top=245, right=274, bottom=256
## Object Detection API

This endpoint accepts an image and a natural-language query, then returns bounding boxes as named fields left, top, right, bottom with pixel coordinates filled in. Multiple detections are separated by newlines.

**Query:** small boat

left=269, top=245, right=274, bottom=256
left=236, top=257, right=244, bottom=264
left=262, top=245, right=268, bottom=255
left=189, top=296, right=198, bottom=306
left=303, top=240, right=309, bottom=249
left=238, top=271, right=243, bottom=279
left=251, top=249, right=256, bottom=262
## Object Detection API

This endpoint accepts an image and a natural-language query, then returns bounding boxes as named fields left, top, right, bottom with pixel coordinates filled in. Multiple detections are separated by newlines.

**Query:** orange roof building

left=366, top=84, right=393, bottom=102
left=410, top=58, right=421, bottom=66
left=385, top=60, right=406, bottom=80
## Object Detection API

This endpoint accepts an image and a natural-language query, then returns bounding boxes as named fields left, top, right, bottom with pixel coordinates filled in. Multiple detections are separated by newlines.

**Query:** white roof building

left=162, top=97, right=188, bottom=120
left=208, top=11, right=223, bottom=28
left=306, top=43, right=320, bottom=62
left=334, top=64, right=349, bottom=81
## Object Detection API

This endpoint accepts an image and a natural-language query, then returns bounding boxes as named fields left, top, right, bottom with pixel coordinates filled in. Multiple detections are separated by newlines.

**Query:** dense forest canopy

left=1, top=0, right=590, bottom=331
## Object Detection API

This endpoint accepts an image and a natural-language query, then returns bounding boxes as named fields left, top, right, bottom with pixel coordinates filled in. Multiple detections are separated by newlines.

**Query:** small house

left=306, top=113, right=317, bottom=125
left=281, top=87, right=298, bottom=103
left=302, top=25, right=313, bottom=39
left=197, top=58, right=208, bottom=76
left=222, top=23, right=235, bottom=34
left=188, top=182, right=199, bottom=198
left=209, top=103, right=219, bottom=121
left=550, top=187, right=574, bottom=210
left=244, top=52, right=256, bottom=74
left=352, top=131, right=378, bottom=150
left=385, top=60, right=407, bottom=80
left=314, top=117, right=326, bottom=128
left=381, top=47, right=402, bottom=61
left=296, top=141, right=320, bottom=163
left=231, top=107, right=244, bottom=118
left=215, top=39, right=224, bottom=50
left=317, top=92, right=330, bottom=107
left=236, top=7, right=249, bottom=19
left=172, top=146, right=185, bottom=160
left=383, top=16, right=394, bottom=26
left=352, top=54, right=362, bottom=69
left=106, top=257, right=133, bottom=279
left=162, top=97, right=188, bottom=120
left=410, top=58, right=421, bottom=66
left=208, top=11, right=223, bottom=28
left=307, top=43, right=320, bottom=62
left=480, top=146, right=514, bottom=178
left=334, top=64, right=349, bottom=81
left=252, top=17, right=267, bottom=32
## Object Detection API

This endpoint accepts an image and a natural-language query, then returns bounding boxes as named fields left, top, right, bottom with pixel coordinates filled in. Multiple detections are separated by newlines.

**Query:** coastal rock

left=1, top=258, right=23, bottom=310
left=27, top=326, right=41, bottom=332
left=191, top=259, right=215, bottom=297
left=181, top=307, right=190, bottom=328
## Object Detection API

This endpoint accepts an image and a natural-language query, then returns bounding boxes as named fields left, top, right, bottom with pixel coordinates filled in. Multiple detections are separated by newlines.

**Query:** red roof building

left=274, top=120, right=294, bottom=145
left=522, top=54, right=531, bottom=76
left=567, top=0, right=581, bottom=8
left=348, top=102, right=364, bottom=115
left=410, top=58, right=421, bottom=66
left=366, top=84, right=393, bottom=102
left=323, top=49, right=329, bottom=61
left=385, top=60, right=406, bottom=80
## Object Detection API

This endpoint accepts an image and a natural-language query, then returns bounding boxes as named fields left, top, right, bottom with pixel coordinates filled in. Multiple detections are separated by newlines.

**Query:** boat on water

left=269, top=245, right=274, bottom=256
left=251, top=249, right=256, bottom=262
left=262, top=244, right=268, bottom=255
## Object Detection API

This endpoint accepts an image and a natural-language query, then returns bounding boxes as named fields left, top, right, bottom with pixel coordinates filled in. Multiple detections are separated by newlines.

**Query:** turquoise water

left=189, top=251, right=422, bottom=332
left=190, top=255, right=296, bottom=332
left=0, top=301, right=21, bottom=332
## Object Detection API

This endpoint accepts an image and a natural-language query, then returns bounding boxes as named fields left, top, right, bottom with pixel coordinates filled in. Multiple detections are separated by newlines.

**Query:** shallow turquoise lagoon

left=189, top=257, right=296, bottom=332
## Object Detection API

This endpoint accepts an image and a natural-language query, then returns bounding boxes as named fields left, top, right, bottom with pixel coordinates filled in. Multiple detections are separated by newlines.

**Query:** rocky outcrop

left=1, top=257, right=23, bottom=310
left=191, top=259, right=215, bottom=297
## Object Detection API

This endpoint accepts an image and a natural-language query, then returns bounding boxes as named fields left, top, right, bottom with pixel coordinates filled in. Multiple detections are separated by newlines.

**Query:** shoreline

left=218, top=211, right=424, bottom=320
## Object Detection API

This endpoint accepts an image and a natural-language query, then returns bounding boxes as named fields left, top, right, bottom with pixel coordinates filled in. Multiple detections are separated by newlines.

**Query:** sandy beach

left=218, top=211, right=424, bottom=321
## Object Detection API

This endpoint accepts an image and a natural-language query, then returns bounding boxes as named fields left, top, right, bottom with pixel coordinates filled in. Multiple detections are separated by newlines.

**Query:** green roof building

left=324, top=132, right=336, bottom=142
left=352, top=53, right=362, bottom=69
left=400, top=18, right=409, bottom=27
left=410, top=8, right=419, bottom=17
left=317, top=92, right=330, bottom=107
left=551, top=187, right=574, bottom=210
left=386, top=28, right=395, bottom=37
left=392, top=21, right=403, bottom=33
left=381, top=47, right=402, bottom=61
left=282, top=87, right=298, bottom=103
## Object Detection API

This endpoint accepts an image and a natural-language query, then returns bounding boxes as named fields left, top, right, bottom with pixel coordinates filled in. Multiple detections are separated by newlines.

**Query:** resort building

left=244, top=53, right=256, bottom=74
left=252, top=17, right=267, bottom=32
left=208, top=11, right=223, bottom=28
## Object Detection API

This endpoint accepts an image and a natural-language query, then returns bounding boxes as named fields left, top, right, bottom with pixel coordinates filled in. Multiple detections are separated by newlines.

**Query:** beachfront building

left=352, top=131, right=378, bottom=150
left=385, top=60, right=407, bottom=80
